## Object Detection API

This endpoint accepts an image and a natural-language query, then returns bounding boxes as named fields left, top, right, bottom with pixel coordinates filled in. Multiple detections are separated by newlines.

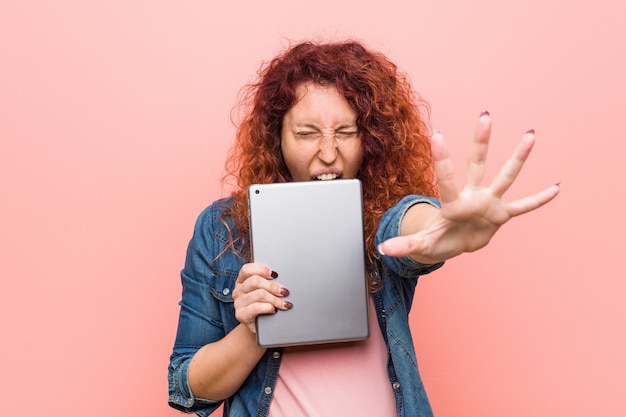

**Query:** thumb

left=377, top=235, right=423, bottom=258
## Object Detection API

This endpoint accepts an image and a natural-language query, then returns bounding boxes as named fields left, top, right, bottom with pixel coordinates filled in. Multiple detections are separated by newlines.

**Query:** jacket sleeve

left=375, top=195, right=445, bottom=278
left=168, top=203, right=233, bottom=416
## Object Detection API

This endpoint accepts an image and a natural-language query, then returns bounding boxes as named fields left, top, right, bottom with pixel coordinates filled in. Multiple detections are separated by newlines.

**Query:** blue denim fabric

left=168, top=195, right=443, bottom=417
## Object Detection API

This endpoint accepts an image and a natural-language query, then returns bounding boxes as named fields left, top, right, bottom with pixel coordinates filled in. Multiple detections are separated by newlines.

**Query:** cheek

left=339, top=142, right=364, bottom=178
left=280, top=137, right=295, bottom=162
left=281, top=140, right=310, bottom=177
left=350, top=142, right=365, bottom=168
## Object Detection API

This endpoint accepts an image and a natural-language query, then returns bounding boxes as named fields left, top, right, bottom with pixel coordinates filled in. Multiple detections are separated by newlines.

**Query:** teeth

left=316, top=173, right=338, bottom=181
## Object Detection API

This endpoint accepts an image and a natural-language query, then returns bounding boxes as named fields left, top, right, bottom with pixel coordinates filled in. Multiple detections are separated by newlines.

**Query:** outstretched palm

left=379, top=112, right=559, bottom=264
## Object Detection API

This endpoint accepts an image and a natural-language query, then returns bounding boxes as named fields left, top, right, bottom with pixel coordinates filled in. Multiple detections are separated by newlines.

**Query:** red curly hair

left=222, top=40, right=438, bottom=269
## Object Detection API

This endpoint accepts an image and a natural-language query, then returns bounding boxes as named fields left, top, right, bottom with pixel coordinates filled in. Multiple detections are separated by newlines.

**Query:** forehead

left=286, top=82, right=357, bottom=125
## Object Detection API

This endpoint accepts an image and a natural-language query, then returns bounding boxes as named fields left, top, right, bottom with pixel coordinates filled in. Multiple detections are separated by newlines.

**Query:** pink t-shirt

left=268, top=298, right=396, bottom=417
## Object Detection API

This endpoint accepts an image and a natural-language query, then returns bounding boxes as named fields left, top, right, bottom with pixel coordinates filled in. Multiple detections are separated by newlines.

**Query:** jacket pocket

left=208, top=267, right=240, bottom=332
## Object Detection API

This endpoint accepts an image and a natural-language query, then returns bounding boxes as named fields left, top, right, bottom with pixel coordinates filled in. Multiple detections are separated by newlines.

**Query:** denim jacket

left=168, top=194, right=443, bottom=417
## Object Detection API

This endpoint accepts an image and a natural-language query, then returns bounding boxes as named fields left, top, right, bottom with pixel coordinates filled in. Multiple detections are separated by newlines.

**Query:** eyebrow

left=292, top=123, right=358, bottom=130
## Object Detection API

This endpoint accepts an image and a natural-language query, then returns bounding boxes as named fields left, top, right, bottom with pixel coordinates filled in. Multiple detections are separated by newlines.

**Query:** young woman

left=168, top=41, right=559, bottom=417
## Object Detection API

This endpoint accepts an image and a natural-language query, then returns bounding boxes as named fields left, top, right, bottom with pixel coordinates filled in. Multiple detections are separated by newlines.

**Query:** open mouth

left=315, top=173, right=340, bottom=181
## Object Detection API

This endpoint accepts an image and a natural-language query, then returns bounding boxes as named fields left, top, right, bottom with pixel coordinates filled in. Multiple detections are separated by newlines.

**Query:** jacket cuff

left=375, top=195, right=444, bottom=277
left=168, top=355, right=221, bottom=416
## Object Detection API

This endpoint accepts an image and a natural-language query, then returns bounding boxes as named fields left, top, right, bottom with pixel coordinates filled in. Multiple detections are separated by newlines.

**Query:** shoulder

left=193, top=197, right=235, bottom=237
left=196, top=196, right=234, bottom=222
left=188, top=196, right=247, bottom=265
left=185, top=197, right=234, bottom=258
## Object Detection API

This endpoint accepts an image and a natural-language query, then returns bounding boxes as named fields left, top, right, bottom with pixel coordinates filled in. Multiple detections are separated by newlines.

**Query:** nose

left=318, top=134, right=338, bottom=164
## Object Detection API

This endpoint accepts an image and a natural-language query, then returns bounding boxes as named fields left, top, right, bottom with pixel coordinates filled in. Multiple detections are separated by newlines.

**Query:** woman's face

left=281, top=82, right=364, bottom=182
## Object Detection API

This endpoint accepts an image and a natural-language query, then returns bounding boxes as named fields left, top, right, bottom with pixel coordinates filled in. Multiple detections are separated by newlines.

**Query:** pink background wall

left=1, top=1, right=624, bottom=416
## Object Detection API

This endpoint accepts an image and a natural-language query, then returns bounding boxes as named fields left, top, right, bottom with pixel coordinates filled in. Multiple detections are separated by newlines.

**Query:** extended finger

left=507, top=183, right=560, bottom=217
left=378, top=234, right=426, bottom=258
left=431, top=130, right=460, bottom=204
left=465, top=112, right=492, bottom=188
left=490, top=130, right=535, bottom=198
left=377, top=232, right=450, bottom=264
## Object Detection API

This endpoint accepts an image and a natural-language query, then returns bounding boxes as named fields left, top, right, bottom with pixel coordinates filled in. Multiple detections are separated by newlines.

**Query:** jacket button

left=272, top=351, right=281, bottom=359
left=392, top=382, right=400, bottom=390
left=222, top=288, right=230, bottom=296
left=264, top=387, right=272, bottom=395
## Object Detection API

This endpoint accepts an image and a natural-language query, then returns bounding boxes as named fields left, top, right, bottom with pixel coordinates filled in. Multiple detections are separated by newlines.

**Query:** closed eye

left=295, top=131, right=319, bottom=138
left=293, top=130, right=324, bottom=142
left=292, top=128, right=358, bottom=140
left=335, top=131, right=359, bottom=139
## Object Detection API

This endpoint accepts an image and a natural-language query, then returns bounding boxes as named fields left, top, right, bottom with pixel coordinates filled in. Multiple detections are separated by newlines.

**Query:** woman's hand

left=232, top=263, right=293, bottom=334
left=377, top=112, right=560, bottom=264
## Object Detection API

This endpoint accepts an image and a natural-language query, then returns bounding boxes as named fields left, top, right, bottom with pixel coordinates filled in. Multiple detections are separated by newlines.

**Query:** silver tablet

left=248, top=179, right=369, bottom=347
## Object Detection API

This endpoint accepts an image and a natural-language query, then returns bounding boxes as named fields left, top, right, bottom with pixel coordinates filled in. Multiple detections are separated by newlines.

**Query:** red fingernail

left=284, top=301, right=294, bottom=310
left=525, top=129, right=535, bottom=134
left=270, top=270, right=278, bottom=279
left=280, top=287, right=290, bottom=296
left=480, top=110, right=490, bottom=117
